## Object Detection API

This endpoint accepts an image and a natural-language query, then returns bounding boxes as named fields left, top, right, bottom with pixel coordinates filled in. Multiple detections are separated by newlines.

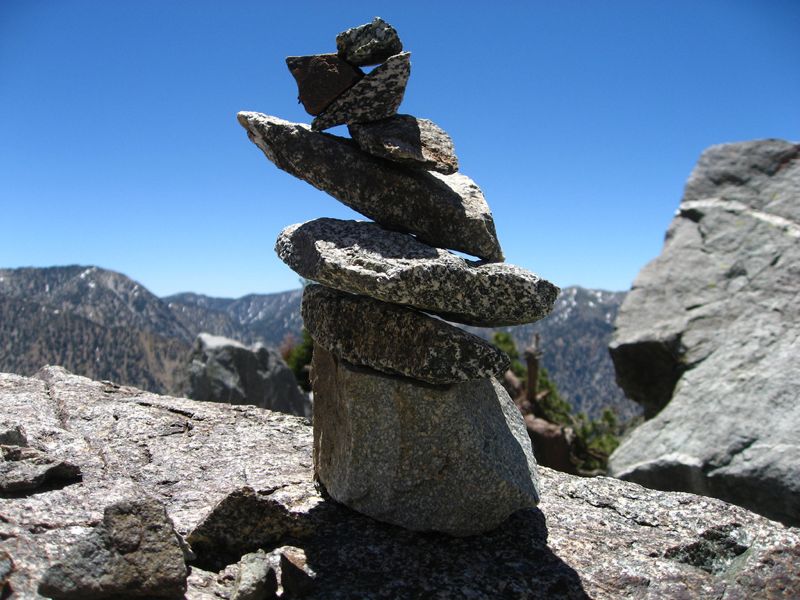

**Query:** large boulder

left=310, top=346, right=538, bottom=535
left=1, top=367, right=798, bottom=598
left=180, top=333, right=310, bottom=418
left=276, top=218, right=558, bottom=326
left=237, top=112, right=503, bottom=261
left=609, top=139, right=800, bottom=526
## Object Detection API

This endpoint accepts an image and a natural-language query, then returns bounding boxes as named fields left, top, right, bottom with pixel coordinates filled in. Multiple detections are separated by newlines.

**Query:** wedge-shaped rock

left=311, top=52, right=410, bottom=131
left=349, top=114, right=458, bottom=174
left=238, top=112, right=503, bottom=261
left=336, top=17, right=403, bottom=66
left=311, top=346, right=539, bottom=536
left=285, top=54, right=363, bottom=116
left=277, top=219, right=558, bottom=326
left=302, top=284, right=509, bottom=384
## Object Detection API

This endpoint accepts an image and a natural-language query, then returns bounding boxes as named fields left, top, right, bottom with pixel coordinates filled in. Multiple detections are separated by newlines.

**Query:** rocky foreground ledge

left=1, top=368, right=798, bottom=599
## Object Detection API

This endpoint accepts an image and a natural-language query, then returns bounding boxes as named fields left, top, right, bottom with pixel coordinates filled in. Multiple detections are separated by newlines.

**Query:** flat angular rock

left=336, top=17, right=403, bottom=66
left=238, top=112, right=502, bottom=260
left=38, top=498, right=189, bottom=599
left=311, top=52, right=410, bottom=131
left=311, top=346, right=539, bottom=536
left=231, top=550, right=277, bottom=600
left=302, top=284, right=509, bottom=384
left=286, top=54, right=363, bottom=116
left=608, top=140, right=800, bottom=526
left=277, top=218, right=558, bottom=326
left=0, top=444, right=81, bottom=494
left=349, top=114, right=459, bottom=174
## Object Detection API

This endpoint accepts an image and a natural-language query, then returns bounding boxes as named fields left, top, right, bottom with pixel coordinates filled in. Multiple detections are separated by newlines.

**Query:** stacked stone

left=237, top=18, right=560, bottom=536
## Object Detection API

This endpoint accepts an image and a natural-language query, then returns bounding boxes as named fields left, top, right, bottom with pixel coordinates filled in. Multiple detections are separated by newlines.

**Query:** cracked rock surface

left=301, top=284, right=509, bottom=384
left=609, top=139, right=800, bottom=527
left=2, top=367, right=797, bottom=598
left=276, top=218, right=557, bottom=326
left=237, top=112, right=503, bottom=261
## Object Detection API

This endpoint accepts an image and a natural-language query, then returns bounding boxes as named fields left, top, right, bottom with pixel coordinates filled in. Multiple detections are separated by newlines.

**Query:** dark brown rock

left=301, top=284, right=509, bottom=384
left=238, top=112, right=503, bottom=261
left=2, top=367, right=798, bottom=599
left=335, top=17, right=403, bottom=67
left=525, top=415, right=578, bottom=475
left=311, top=52, right=410, bottom=131
left=349, top=114, right=458, bottom=174
left=285, top=54, right=363, bottom=116
left=38, top=498, right=189, bottom=599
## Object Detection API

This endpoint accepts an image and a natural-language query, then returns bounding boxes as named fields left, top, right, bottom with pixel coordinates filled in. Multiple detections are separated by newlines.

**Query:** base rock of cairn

left=239, top=18, right=560, bottom=535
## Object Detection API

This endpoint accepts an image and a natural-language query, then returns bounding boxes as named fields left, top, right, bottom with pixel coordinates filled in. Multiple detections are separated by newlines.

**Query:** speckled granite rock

left=238, top=112, right=502, bottom=261
left=276, top=218, right=558, bottom=326
left=608, top=140, right=800, bottom=527
left=1, top=368, right=799, bottom=598
left=38, top=499, right=189, bottom=599
left=349, top=114, right=458, bottom=174
left=311, top=52, right=410, bottom=131
left=1, top=444, right=81, bottom=494
left=285, top=54, right=363, bottom=116
left=311, top=346, right=539, bottom=536
left=336, top=17, right=403, bottom=67
left=301, top=284, right=509, bottom=384
left=230, top=550, right=277, bottom=600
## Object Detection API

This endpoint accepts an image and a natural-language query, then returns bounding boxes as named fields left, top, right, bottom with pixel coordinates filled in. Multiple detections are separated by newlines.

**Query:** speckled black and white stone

left=302, top=284, right=510, bottom=384
left=312, top=346, right=540, bottom=536
left=349, top=114, right=459, bottom=174
left=238, top=112, right=503, bottom=261
left=335, top=17, right=403, bottom=67
left=276, top=218, right=559, bottom=327
left=311, top=52, right=410, bottom=131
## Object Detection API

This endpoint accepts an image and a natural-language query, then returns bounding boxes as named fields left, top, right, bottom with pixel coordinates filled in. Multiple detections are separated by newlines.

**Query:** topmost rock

left=336, top=17, right=403, bottom=66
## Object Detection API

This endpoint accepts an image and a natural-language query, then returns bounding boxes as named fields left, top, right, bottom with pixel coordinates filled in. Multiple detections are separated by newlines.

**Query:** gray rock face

left=231, top=550, right=277, bottom=600
left=276, top=218, right=558, bottom=326
left=301, top=284, right=509, bottom=384
left=349, top=114, right=459, bottom=174
left=38, top=499, right=189, bottom=599
left=285, top=54, right=363, bottom=116
left=609, top=139, right=800, bottom=526
left=335, top=17, right=403, bottom=66
left=238, top=112, right=503, bottom=261
left=1, top=444, right=81, bottom=494
left=180, top=333, right=310, bottom=418
left=311, top=346, right=539, bottom=536
left=2, top=368, right=799, bottom=598
left=311, top=52, right=411, bottom=131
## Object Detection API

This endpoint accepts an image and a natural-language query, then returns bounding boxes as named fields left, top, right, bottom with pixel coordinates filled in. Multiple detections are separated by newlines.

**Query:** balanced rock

left=238, top=112, right=502, bottom=260
left=311, top=346, right=539, bottom=536
left=336, top=17, right=403, bottom=66
left=180, top=333, right=310, bottom=418
left=349, top=114, right=459, bottom=174
left=38, top=498, right=189, bottom=599
left=286, top=54, right=363, bottom=116
left=608, top=139, right=800, bottom=526
left=311, top=52, right=411, bottom=131
left=302, top=284, right=509, bottom=384
left=276, top=218, right=558, bottom=326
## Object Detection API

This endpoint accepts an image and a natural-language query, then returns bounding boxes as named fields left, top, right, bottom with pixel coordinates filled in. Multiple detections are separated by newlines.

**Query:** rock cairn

left=237, top=18, right=560, bottom=535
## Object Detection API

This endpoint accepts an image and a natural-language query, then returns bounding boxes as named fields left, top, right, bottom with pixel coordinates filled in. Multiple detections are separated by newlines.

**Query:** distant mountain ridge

left=0, top=265, right=637, bottom=419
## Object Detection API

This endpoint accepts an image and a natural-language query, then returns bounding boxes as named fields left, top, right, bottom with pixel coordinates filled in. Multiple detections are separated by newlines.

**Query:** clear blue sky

left=2, top=1, right=798, bottom=297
